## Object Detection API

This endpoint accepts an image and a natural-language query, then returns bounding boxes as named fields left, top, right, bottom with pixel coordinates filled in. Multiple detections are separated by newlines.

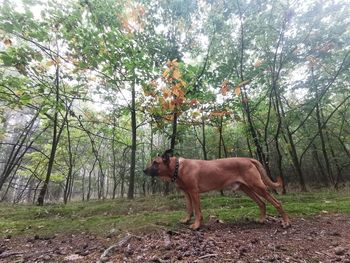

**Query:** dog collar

left=171, top=158, right=180, bottom=183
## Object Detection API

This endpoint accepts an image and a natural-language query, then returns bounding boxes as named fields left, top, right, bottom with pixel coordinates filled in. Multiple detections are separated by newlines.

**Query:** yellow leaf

left=162, top=69, right=170, bottom=78
left=171, top=59, right=179, bottom=67
left=234, top=86, right=241, bottom=96
left=172, top=86, right=180, bottom=97
left=172, top=69, right=181, bottom=80
left=192, top=111, right=200, bottom=118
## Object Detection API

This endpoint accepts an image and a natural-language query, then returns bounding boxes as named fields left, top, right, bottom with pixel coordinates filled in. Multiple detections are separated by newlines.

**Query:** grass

left=0, top=188, right=349, bottom=237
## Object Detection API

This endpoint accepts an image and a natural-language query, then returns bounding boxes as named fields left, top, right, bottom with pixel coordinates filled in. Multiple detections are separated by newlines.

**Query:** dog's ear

left=161, top=149, right=173, bottom=164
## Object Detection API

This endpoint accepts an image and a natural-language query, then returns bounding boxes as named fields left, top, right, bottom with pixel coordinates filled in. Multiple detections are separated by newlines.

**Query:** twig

left=97, top=234, right=133, bottom=263
left=197, top=253, right=218, bottom=260
left=0, top=251, right=24, bottom=259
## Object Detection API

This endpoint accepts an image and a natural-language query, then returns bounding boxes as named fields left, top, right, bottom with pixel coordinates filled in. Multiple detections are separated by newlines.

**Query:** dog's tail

left=250, top=159, right=282, bottom=189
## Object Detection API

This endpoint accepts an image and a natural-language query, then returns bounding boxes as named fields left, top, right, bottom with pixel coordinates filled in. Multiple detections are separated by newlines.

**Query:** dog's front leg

left=189, top=191, right=202, bottom=230
left=180, top=192, right=193, bottom=224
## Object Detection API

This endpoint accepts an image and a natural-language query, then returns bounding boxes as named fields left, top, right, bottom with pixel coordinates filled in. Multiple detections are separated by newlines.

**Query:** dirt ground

left=1, top=213, right=350, bottom=263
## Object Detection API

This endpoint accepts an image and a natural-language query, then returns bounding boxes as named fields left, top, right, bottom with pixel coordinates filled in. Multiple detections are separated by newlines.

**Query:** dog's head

left=143, top=149, right=173, bottom=178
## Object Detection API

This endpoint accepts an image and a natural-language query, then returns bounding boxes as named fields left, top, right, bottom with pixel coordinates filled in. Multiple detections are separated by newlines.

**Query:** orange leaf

left=234, top=86, right=241, bottom=96
left=162, top=69, right=170, bottom=78
left=169, top=101, right=175, bottom=110
left=171, top=59, right=179, bottom=67
left=162, top=88, right=171, bottom=99
left=172, top=69, right=181, bottom=80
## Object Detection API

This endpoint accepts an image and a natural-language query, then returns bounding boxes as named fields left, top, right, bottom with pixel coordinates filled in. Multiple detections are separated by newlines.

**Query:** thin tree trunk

left=164, top=110, right=178, bottom=196
left=63, top=123, right=74, bottom=204
left=87, top=158, right=97, bottom=201
left=311, top=144, right=329, bottom=186
left=128, top=80, right=137, bottom=199
left=0, top=113, right=38, bottom=191
left=82, top=168, right=86, bottom=201
left=37, top=60, right=60, bottom=206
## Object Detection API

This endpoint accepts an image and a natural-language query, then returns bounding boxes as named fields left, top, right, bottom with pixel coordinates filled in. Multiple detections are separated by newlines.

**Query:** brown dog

left=143, top=149, right=291, bottom=230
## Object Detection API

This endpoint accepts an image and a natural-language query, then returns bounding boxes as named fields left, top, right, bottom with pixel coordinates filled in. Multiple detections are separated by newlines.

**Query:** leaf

left=254, top=59, right=263, bottom=67
left=3, top=38, right=12, bottom=47
left=172, top=68, right=181, bottom=80
left=162, top=68, right=170, bottom=78
left=171, top=59, right=179, bottom=67
left=234, top=86, right=241, bottom=96
left=46, top=60, right=55, bottom=67
left=20, top=94, right=31, bottom=105
left=169, top=101, right=175, bottom=110
left=192, top=111, right=200, bottom=118
left=162, top=88, right=171, bottom=99
left=220, top=80, right=229, bottom=96
left=210, top=111, right=229, bottom=117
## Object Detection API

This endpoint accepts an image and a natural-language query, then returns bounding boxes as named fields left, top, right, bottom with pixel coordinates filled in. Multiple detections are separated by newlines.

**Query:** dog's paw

left=190, top=223, right=200, bottom=230
left=258, top=218, right=266, bottom=224
left=281, top=221, right=291, bottom=229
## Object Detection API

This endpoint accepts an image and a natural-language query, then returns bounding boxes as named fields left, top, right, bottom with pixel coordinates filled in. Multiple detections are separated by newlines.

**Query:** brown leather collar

left=171, top=158, right=179, bottom=182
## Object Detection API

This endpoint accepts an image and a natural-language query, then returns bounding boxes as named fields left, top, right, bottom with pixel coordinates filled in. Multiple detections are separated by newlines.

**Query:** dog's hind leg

left=179, top=191, right=193, bottom=224
left=240, top=184, right=266, bottom=223
left=253, top=187, right=291, bottom=228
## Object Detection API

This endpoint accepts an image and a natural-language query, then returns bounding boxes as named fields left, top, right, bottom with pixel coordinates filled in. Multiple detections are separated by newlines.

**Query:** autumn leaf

left=169, top=101, right=175, bottom=110
left=162, top=88, right=171, bottom=99
left=192, top=111, right=200, bottom=118
left=254, top=59, right=264, bottom=67
left=220, top=80, right=229, bottom=96
left=171, top=59, right=179, bottom=67
left=172, top=68, right=181, bottom=80
left=210, top=111, right=229, bottom=118
left=175, top=97, right=184, bottom=105
left=234, top=86, right=241, bottom=96
left=162, top=68, right=170, bottom=78
left=3, top=38, right=12, bottom=47
left=164, top=114, right=173, bottom=121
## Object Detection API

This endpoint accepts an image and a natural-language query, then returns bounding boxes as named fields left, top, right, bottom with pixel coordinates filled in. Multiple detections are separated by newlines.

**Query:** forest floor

left=1, top=189, right=350, bottom=262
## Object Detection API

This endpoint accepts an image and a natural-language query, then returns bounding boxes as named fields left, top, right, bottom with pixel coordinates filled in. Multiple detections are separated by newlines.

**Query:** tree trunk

left=128, top=80, right=137, bottom=199
left=37, top=62, right=60, bottom=206
left=87, top=158, right=97, bottom=201
left=63, top=123, right=74, bottom=204
left=164, top=110, right=178, bottom=196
